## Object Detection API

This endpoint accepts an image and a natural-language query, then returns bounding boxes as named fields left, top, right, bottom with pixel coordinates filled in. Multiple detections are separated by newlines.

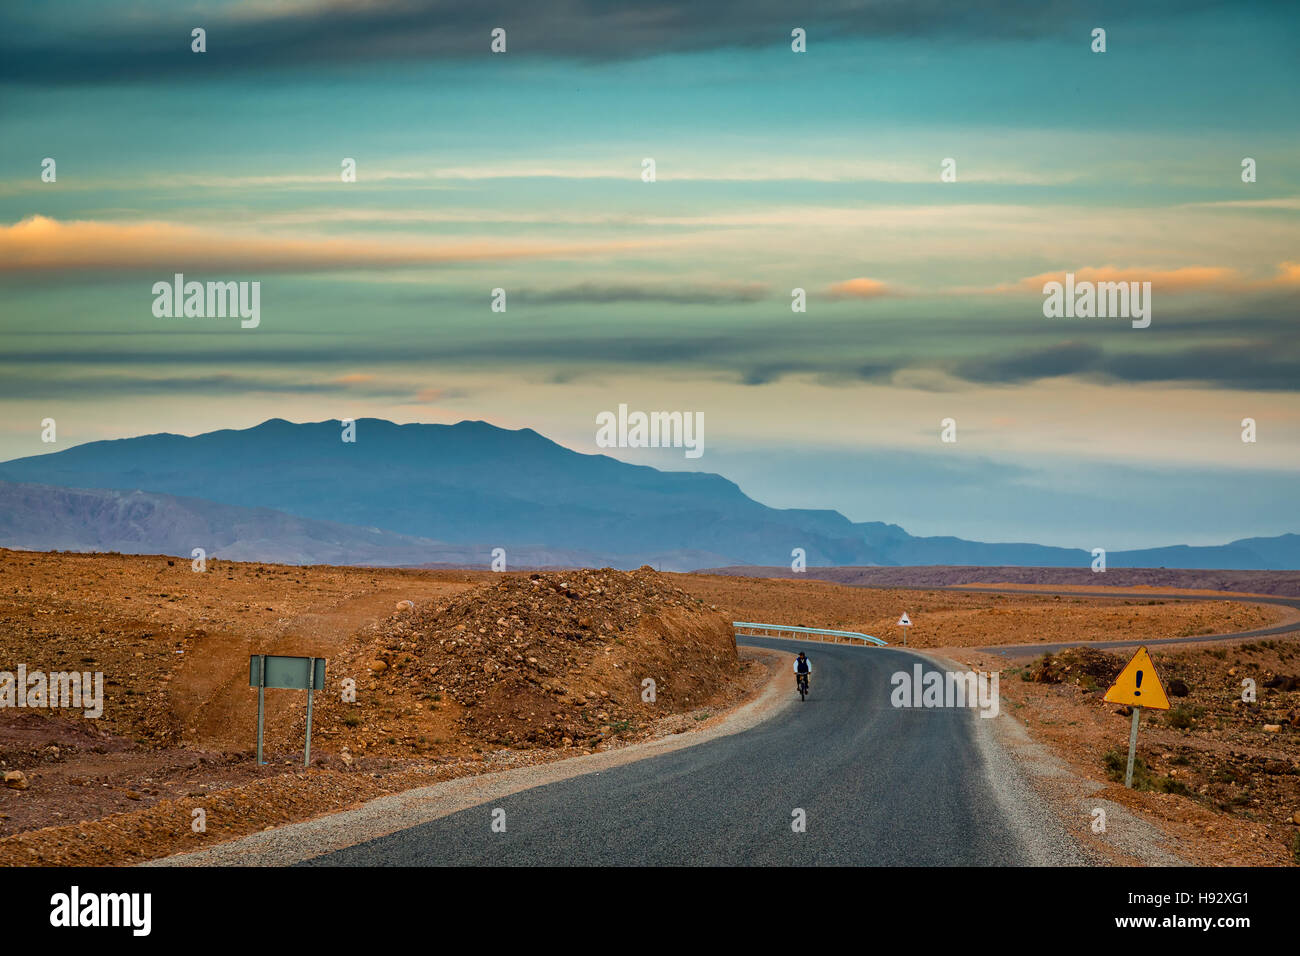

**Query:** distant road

left=931, top=586, right=1300, bottom=657
left=698, top=566, right=1300, bottom=598
left=302, top=637, right=1084, bottom=866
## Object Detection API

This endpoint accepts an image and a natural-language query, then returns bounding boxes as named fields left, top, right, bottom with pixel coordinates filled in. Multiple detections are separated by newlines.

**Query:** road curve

left=933, top=587, right=1300, bottom=656
left=301, top=637, right=1084, bottom=866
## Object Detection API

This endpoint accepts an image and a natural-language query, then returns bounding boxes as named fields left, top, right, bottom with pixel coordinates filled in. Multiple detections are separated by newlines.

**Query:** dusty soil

left=677, top=574, right=1286, bottom=648
left=0, top=652, right=775, bottom=866
left=681, top=571, right=1300, bottom=865
left=956, top=640, right=1300, bottom=866
left=0, top=550, right=748, bottom=864
left=4, top=551, right=1295, bottom=867
left=703, top=566, right=1300, bottom=597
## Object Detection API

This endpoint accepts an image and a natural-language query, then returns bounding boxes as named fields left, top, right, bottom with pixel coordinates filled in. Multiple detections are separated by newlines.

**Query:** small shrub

left=1152, top=776, right=1191, bottom=796
left=1167, top=705, right=1203, bottom=730
left=1104, top=749, right=1151, bottom=788
left=1103, top=750, right=1186, bottom=795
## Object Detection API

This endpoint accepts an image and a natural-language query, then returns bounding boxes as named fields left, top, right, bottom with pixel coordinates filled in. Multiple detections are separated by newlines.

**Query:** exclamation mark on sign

left=1134, top=670, right=1143, bottom=698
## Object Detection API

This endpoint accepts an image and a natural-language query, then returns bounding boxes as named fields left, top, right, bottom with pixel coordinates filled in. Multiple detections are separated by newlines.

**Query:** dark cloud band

left=0, top=0, right=1225, bottom=84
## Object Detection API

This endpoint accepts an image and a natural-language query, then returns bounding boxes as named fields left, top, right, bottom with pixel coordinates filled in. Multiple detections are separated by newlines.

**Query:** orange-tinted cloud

left=1273, top=262, right=1300, bottom=285
left=997, top=263, right=1300, bottom=295
left=827, top=277, right=893, bottom=299
left=0, top=215, right=654, bottom=273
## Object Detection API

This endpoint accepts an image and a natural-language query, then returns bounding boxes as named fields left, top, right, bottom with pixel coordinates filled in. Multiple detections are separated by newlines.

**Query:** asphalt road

left=303, top=637, right=1079, bottom=866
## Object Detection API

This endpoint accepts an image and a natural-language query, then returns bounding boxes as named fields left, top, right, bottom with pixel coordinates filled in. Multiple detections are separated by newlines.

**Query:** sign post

left=1124, top=707, right=1141, bottom=788
left=1102, top=646, right=1170, bottom=788
left=249, top=655, right=327, bottom=767
left=254, top=654, right=266, bottom=765
left=305, top=671, right=315, bottom=766
left=897, top=612, right=912, bottom=647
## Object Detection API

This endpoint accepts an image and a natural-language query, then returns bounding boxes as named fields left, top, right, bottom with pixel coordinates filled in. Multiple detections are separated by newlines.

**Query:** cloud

left=954, top=342, right=1103, bottom=384
left=0, top=215, right=655, bottom=273
left=0, top=0, right=1225, bottom=83
left=1181, top=197, right=1300, bottom=211
left=991, top=263, right=1300, bottom=296
left=826, top=277, right=893, bottom=299
left=950, top=339, right=1299, bottom=391
left=9, top=316, right=1296, bottom=393
left=1008, top=265, right=1239, bottom=294
left=0, top=367, right=452, bottom=401
left=0, top=371, right=366, bottom=400
left=1274, top=262, right=1300, bottom=285
left=512, top=281, right=769, bottom=305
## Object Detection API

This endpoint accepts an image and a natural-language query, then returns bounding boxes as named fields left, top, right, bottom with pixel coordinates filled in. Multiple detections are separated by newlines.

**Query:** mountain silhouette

left=0, top=418, right=1295, bottom=570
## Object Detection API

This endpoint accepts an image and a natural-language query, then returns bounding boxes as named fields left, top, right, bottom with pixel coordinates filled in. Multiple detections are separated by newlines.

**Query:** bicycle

left=796, top=671, right=809, bottom=701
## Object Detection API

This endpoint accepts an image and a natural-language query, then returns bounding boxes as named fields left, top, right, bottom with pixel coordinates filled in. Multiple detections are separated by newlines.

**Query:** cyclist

left=793, top=651, right=812, bottom=691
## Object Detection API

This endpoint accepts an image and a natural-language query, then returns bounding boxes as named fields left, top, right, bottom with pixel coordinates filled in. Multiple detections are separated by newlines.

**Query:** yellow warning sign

left=1102, top=646, right=1170, bottom=710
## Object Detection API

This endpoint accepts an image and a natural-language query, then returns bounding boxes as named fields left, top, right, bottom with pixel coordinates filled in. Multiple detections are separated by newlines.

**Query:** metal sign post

left=897, top=612, right=912, bottom=647
left=304, top=658, right=315, bottom=766
left=1124, top=706, right=1142, bottom=788
left=255, top=655, right=266, bottom=765
left=249, top=654, right=327, bottom=767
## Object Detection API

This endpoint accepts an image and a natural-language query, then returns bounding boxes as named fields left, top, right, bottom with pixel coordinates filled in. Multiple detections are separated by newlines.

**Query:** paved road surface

left=303, top=637, right=1081, bottom=866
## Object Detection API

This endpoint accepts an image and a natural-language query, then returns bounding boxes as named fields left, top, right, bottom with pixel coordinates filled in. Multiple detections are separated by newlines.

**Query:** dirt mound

left=324, top=568, right=740, bottom=751
left=0, top=554, right=766, bottom=861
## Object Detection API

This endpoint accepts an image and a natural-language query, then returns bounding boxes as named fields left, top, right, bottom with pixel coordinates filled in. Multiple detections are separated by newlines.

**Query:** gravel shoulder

left=949, top=639, right=1300, bottom=866
left=917, top=647, right=1097, bottom=865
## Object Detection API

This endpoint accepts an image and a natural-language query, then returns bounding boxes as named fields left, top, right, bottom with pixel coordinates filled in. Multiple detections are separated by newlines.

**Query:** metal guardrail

left=733, top=621, right=888, bottom=646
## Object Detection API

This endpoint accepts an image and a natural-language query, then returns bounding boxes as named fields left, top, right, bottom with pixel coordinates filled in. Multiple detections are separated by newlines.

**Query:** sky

left=1, top=0, right=1297, bottom=550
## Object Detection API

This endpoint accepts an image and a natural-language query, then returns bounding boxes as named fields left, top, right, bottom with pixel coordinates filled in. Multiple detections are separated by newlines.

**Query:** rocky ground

left=0, top=550, right=748, bottom=864
left=703, top=566, right=1300, bottom=597
left=677, top=574, right=1287, bottom=648
left=2, top=551, right=1295, bottom=866
left=326, top=567, right=743, bottom=755
left=956, top=640, right=1300, bottom=865
left=682, top=572, right=1300, bottom=865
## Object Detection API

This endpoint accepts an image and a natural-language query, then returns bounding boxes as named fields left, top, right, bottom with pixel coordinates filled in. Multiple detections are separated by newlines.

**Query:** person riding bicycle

left=793, top=651, right=812, bottom=690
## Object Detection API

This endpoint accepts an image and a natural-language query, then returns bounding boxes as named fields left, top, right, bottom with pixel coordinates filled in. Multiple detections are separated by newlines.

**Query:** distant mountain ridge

left=0, top=418, right=1296, bottom=570
left=0, top=481, right=670, bottom=569
left=0, top=481, right=454, bottom=566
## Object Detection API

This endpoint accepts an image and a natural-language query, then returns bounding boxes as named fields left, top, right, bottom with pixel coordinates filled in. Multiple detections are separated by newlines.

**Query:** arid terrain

left=705, top=565, right=1300, bottom=597
left=1, top=551, right=1296, bottom=865
left=677, top=573, right=1292, bottom=648
left=682, top=572, right=1300, bottom=865
left=961, top=640, right=1300, bottom=866
left=0, top=550, right=752, bottom=864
